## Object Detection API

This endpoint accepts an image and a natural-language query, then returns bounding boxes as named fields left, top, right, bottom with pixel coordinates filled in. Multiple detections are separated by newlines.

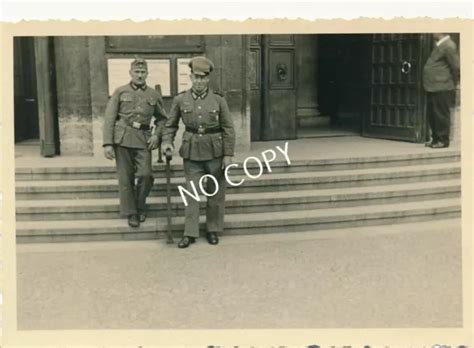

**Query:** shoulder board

left=177, top=90, right=186, bottom=95
left=112, top=84, right=129, bottom=95
left=213, top=90, right=224, bottom=97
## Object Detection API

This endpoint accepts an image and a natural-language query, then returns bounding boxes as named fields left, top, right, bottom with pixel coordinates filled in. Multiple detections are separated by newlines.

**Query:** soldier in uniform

left=162, top=56, right=235, bottom=248
left=103, top=58, right=168, bottom=227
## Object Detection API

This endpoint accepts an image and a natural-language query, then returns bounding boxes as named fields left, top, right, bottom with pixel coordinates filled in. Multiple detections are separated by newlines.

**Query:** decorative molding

left=249, top=49, right=261, bottom=90
left=249, top=35, right=261, bottom=47
left=105, top=36, right=205, bottom=53
left=269, top=34, right=295, bottom=46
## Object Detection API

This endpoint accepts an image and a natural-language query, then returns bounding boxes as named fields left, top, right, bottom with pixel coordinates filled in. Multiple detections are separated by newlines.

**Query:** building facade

left=14, top=34, right=459, bottom=157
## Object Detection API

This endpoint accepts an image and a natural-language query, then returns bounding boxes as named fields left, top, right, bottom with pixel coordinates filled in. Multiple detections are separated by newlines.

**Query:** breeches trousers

left=114, top=145, right=154, bottom=217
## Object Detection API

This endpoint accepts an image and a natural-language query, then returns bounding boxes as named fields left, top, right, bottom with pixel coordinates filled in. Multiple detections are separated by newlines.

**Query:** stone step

left=15, top=151, right=460, bottom=181
left=15, top=180, right=461, bottom=221
left=16, top=198, right=461, bottom=243
left=15, top=162, right=460, bottom=200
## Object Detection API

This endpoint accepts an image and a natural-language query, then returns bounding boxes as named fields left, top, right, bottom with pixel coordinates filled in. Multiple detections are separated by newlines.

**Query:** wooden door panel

left=261, top=35, right=297, bottom=141
left=363, top=34, right=425, bottom=142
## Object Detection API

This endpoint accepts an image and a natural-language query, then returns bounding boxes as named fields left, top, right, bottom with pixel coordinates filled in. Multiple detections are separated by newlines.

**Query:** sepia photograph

left=1, top=15, right=471, bottom=346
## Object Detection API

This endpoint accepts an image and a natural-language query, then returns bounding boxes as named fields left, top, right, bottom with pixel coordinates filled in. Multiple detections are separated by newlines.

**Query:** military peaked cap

left=189, top=56, right=214, bottom=76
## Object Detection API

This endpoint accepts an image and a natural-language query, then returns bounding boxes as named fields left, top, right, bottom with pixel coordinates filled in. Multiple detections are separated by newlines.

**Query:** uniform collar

left=130, top=82, right=147, bottom=91
left=191, top=88, right=209, bottom=100
left=436, top=35, right=450, bottom=47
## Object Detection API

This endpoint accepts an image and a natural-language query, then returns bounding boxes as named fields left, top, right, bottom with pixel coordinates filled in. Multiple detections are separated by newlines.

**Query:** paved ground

left=14, top=135, right=460, bottom=168
left=16, top=219, right=462, bottom=330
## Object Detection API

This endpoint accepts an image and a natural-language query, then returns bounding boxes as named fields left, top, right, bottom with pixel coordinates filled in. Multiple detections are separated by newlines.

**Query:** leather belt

left=119, top=117, right=151, bottom=130
left=185, top=126, right=223, bottom=135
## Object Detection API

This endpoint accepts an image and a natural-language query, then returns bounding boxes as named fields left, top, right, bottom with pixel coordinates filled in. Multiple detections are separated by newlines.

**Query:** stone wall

left=205, top=35, right=251, bottom=154
left=54, top=37, right=94, bottom=156
left=88, top=37, right=109, bottom=158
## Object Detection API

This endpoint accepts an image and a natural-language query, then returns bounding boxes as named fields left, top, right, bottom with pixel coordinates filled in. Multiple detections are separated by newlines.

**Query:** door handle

left=276, top=63, right=288, bottom=81
left=401, top=61, right=411, bottom=74
left=25, top=98, right=36, bottom=102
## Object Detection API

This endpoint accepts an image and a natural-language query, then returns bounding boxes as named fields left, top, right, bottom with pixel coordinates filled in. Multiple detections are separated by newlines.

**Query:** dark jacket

left=423, top=37, right=460, bottom=92
left=103, top=83, right=167, bottom=149
left=162, top=89, right=235, bottom=161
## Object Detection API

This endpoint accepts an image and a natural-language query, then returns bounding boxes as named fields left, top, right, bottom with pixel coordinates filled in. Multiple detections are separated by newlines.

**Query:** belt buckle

left=198, top=127, right=205, bottom=135
left=132, top=121, right=141, bottom=129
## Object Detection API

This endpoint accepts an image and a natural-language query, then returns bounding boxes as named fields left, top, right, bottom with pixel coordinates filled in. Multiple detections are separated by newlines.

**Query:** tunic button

left=198, top=115, right=202, bottom=118
left=198, top=106, right=202, bottom=109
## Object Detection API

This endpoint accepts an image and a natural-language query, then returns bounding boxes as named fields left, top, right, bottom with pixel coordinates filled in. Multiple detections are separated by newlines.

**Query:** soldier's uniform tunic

left=103, top=82, right=167, bottom=217
left=162, top=88, right=235, bottom=238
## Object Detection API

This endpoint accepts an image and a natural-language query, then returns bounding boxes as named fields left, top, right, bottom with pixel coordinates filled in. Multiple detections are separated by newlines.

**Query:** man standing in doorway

left=103, top=58, right=168, bottom=227
left=162, top=56, right=235, bottom=248
left=423, top=33, right=460, bottom=148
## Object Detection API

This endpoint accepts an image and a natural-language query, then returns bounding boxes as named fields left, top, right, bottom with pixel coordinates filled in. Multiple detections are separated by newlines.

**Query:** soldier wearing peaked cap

left=162, top=56, right=236, bottom=248
left=103, top=57, right=168, bottom=228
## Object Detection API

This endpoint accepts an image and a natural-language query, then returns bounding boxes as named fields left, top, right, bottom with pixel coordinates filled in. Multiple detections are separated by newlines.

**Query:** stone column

left=88, top=37, right=109, bottom=157
left=206, top=35, right=251, bottom=153
left=54, top=37, right=93, bottom=156
left=222, top=35, right=251, bottom=153
left=34, top=37, right=58, bottom=157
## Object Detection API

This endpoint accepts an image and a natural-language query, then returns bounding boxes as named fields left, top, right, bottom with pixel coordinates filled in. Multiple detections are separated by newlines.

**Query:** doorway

left=250, top=34, right=370, bottom=142
left=14, top=37, right=61, bottom=158
left=297, top=34, right=370, bottom=139
left=14, top=37, right=40, bottom=144
left=250, top=33, right=429, bottom=143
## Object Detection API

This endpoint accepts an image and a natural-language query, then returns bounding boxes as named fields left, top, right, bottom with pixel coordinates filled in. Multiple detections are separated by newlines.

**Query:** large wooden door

left=363, top=34, right=427, bottom=142
left=261, top=35, right=297, bottom=141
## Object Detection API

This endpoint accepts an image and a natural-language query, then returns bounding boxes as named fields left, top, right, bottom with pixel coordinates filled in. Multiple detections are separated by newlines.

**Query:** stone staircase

left=15, top=151, right=461, bottom=243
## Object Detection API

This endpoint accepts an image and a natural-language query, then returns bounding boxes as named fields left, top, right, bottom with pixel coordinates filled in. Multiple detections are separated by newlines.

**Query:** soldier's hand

left=147, top=134, right=160, bottom=151
left=103, top=145, right=115, bottom=160
left=162, top=143, right=174, bottom=155
left=222, top=156, right=233, bottom=169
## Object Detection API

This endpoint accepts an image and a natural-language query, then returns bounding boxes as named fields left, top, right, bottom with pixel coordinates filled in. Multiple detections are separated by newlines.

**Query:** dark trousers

left=426, top=90, right=455, bottom=145
left=182, top=158, right=225, bottom=238
left=114, top=145, right=154, bottom=217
